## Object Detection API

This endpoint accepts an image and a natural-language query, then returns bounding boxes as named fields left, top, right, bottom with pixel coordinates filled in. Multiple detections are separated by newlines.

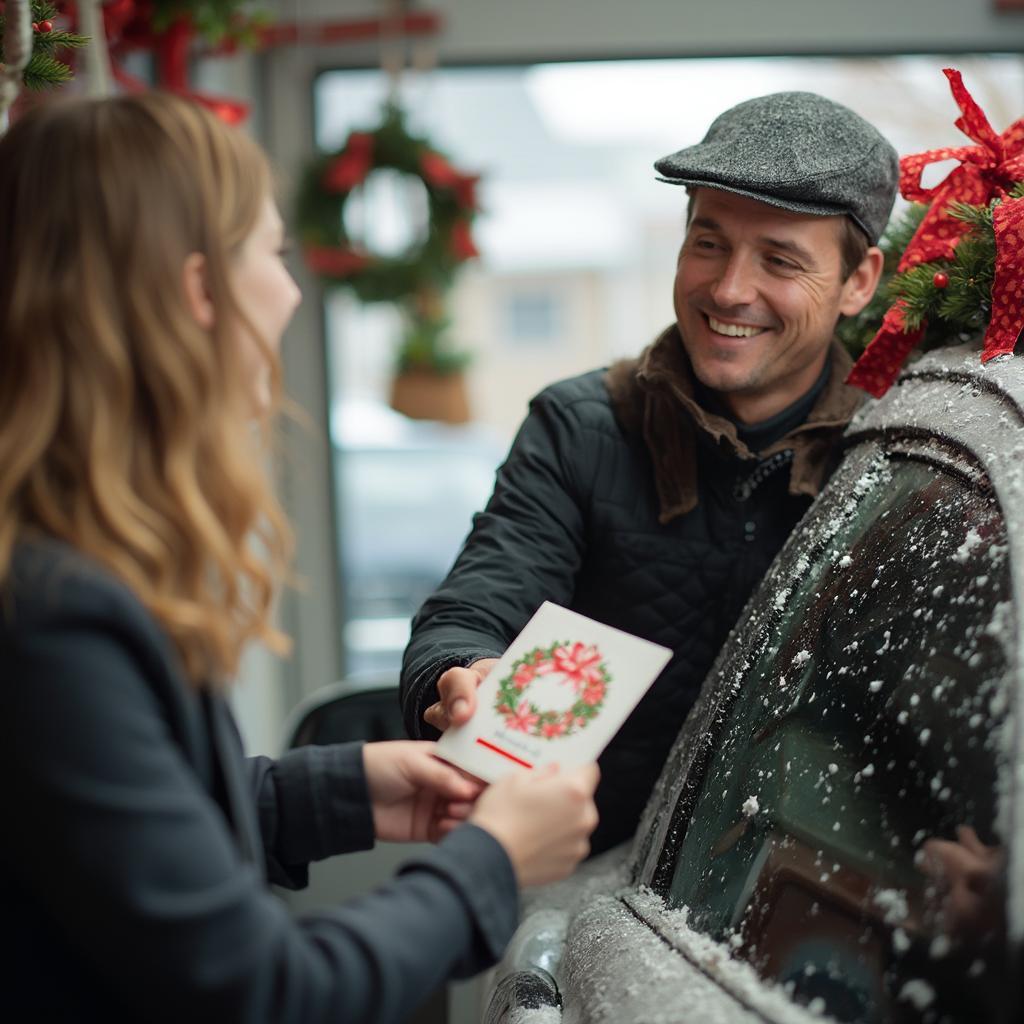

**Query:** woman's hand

left=470, top=763, right=600, bottom=887
left=362, top=741, right=484, bottom=843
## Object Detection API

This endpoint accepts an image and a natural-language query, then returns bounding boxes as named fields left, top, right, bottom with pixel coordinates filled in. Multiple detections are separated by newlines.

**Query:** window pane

left=666, top=453, right=1012, bottom=1022
left=313, top=53, right=1023, bottom=683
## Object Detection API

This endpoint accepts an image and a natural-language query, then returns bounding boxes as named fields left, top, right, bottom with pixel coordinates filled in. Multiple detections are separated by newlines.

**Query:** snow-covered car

left=486, top=345, right=1023, bottom=1024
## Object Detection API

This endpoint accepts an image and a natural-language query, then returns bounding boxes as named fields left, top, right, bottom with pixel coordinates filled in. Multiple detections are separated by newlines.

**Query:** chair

left=284, top=679, right=408, bottom=748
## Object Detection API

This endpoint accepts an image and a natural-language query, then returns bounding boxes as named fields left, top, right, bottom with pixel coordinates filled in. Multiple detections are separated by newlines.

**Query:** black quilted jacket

left=401, top=339, right=859, bottom=853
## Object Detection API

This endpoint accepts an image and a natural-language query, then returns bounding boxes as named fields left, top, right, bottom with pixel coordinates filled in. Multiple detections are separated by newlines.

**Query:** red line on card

left=476, top=737, right=533, bottom=769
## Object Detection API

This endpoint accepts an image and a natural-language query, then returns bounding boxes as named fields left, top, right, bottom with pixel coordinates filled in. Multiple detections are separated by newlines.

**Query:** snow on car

left=486, top=345, right=1023, bottom=1024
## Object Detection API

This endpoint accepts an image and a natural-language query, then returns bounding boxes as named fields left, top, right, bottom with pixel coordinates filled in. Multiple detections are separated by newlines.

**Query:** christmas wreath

left=296, top=102, right=480, bottom=305
left=495, top=642, right=610, bottom=740
left=842, top=68, right=1024, bottom=397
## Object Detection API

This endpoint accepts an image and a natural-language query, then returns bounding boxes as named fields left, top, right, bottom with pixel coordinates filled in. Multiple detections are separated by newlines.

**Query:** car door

left=627, top=348, right=1023, bottom=1024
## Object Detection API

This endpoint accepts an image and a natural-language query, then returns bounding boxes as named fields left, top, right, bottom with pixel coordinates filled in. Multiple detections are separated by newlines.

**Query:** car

left=485, top=344, right=1023, bottom=1024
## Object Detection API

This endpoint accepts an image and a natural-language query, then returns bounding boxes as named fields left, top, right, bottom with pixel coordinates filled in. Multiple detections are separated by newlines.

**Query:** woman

left=0, top=93, right=599, bottom=1022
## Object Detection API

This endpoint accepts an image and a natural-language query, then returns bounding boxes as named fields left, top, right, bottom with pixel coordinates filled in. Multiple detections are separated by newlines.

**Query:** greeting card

left=435, top=602, right=672, bottom=782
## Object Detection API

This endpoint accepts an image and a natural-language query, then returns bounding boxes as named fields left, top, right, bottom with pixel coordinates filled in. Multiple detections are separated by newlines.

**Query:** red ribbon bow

left=847, top=69, right=1024, bottom=397
left=323, top=133, right=375, bottom=193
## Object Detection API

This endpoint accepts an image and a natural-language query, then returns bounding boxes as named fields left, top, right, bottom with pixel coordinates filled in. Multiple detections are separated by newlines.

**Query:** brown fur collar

left=605, top=324, right=864, bottom=523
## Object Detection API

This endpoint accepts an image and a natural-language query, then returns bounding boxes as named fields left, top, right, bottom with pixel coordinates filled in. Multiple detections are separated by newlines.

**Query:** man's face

left=674, top=188, right=873, bottom=424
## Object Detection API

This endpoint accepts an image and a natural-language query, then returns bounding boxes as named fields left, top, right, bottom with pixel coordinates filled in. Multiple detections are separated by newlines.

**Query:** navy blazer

left=0, top=540, right=517, bottom=1022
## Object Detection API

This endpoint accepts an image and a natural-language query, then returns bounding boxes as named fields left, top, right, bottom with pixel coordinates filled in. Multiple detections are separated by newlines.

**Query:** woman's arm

left=2, top=623, right=516, bottom=1024
left=246, top=744, right=376, bottom=887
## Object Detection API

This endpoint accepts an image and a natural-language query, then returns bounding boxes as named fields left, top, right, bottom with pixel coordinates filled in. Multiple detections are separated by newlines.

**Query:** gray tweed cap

left=654, top=91, right=898, bottom=244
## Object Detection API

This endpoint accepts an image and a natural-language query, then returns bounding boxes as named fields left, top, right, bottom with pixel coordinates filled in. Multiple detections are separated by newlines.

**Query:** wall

left=273, top=0, right=1022, bottom=61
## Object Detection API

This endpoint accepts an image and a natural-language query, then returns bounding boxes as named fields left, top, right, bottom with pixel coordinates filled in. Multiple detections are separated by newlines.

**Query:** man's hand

left=362, top=741, right=484, bottom=843
left=424, top=657, right=499, bottom=732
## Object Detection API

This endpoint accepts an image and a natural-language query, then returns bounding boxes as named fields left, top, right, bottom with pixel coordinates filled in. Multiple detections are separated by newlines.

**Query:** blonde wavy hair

left=0, top=92, right=292, bottom=684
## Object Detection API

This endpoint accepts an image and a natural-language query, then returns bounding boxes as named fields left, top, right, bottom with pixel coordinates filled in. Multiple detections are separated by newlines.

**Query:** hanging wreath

left=495, top=642, right=610, bottom=740
left=296, top=102, right=480, bottom=304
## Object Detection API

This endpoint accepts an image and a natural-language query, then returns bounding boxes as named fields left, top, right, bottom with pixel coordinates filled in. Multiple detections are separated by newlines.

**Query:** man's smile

left=705, top=314, right=769, bottom=339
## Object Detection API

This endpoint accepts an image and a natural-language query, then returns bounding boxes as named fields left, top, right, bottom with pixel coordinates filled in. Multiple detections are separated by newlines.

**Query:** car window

left=662, top=450, right=1013, bottom=1023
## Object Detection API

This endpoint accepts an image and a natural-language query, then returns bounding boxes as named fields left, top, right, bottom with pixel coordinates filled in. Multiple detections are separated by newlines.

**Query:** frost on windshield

left=663, top=451, right=1012, bottom=1023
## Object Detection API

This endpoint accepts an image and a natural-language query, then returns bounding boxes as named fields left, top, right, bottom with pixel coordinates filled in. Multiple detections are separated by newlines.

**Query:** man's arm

left=401, top=386, right=592, bottom=738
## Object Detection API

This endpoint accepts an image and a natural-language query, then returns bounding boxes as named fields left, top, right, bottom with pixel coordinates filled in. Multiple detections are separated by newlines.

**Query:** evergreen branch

left=22, top=48, right=72, bottom=88
left=31, top=30, right=88, bottom=52
left=948, top=199, right=992, bottom=230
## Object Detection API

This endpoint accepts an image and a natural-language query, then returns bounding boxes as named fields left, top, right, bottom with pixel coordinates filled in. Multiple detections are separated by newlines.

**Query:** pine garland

left=0, top=1, right=87, bottom=89
left=839, top=182, right=1023, bottom=360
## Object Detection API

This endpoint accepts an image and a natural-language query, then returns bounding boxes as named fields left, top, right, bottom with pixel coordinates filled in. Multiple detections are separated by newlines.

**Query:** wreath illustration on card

left=495, top=641, right=611, bottom=739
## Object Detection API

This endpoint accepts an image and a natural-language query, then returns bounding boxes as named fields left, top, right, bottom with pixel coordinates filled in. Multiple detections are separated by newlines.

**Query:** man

left=400, top=91, right=898, bottom=854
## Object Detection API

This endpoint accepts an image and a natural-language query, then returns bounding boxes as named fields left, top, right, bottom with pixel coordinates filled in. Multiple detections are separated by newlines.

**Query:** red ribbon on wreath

left=420, top=150, right=480, bottom=260
left=847, top=68, right=1024, bottom=397
left=450, top=219, right=479, bottom=262
left=323, top=132, right=375, bottom=192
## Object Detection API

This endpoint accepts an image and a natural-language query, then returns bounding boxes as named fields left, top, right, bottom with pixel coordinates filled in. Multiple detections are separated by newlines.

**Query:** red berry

left=933, top=271, right=949, bottom=289
left=32, top=22, right=39, bottom=31
left=39, top=19, right=53, bottom=33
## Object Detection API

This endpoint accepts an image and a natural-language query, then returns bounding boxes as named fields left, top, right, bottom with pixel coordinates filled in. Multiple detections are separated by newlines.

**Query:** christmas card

left=435, top=602, right=672, bottom=782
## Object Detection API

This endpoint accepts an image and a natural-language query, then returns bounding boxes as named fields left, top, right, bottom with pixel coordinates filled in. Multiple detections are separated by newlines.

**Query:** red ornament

left=933, top=271, right=950, bottom=289
left=31, top=22, right=39, bottom=31
left=38, top=19, right=53, bottom=33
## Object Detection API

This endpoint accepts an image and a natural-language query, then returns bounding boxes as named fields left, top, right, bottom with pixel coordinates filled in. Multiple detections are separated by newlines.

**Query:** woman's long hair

left=0, top=93, right=292, bottom=684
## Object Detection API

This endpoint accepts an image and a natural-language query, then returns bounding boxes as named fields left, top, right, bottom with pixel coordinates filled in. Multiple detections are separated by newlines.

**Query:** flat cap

left=655, top=91, right=898, bottom=244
